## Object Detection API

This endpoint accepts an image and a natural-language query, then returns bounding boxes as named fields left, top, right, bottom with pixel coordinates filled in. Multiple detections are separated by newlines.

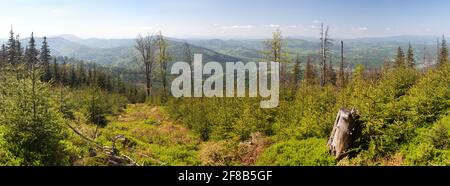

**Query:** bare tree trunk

left=328, top=108, right=360, bottom=160
left=145, top=63, right=151, bottom=97
left=339, top=41, right=345, bottom=87
left=135, top=34, right=155, bottom=99
left=320, top=24, right=331, bottom=88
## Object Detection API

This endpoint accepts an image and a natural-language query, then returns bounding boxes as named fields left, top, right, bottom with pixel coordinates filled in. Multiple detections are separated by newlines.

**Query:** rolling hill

left=1, top=34, right=442, bottom=69
left=185, top=35, right=442, bottom=68
left=11, top=35, right=242, bottom=68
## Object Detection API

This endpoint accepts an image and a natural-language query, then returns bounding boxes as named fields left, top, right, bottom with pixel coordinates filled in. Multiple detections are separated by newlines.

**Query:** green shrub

left=402, top=143, right=450, bottom=166
left=0, top=72, right=69, bottom=166
left=256, top=138, right=335, bottom=166
left=403, top=64, right=450, bottom=126
left=425, top=116, right=450, bottom=149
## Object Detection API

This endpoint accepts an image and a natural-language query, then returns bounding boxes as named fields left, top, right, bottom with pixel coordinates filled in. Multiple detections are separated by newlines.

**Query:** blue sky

left=0, top=0, right=449, bottom=39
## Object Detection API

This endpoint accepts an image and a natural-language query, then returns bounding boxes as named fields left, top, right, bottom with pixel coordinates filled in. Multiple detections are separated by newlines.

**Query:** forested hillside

left=0, top=26, right=449, bottom=166
left=1, top=35, right=441, bottom=69
left=0, top=35, right=241, bottom=67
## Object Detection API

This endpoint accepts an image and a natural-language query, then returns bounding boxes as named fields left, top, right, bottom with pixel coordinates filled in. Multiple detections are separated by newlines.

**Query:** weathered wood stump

left=327, top=108, right=360, bottom=161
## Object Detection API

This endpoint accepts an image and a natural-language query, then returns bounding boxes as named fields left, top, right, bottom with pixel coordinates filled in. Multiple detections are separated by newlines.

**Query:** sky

left=0, top=0, right=449, bottom=39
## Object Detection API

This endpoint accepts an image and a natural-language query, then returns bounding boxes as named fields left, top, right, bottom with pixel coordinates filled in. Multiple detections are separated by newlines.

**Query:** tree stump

left=327, top=108, right=360, bottom=161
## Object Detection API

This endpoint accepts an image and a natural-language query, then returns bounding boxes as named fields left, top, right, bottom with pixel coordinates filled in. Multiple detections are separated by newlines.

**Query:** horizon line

left=0, top=33, right=447, bottom=41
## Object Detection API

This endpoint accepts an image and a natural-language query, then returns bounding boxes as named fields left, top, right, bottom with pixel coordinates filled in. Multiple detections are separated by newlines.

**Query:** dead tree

left=135, top=34, right=156, bottom=98
left=319, top=23, right=333, bottom=87
left=339, top=41, right=346, bottom=88
left=328, top=108, right=360, bottom=160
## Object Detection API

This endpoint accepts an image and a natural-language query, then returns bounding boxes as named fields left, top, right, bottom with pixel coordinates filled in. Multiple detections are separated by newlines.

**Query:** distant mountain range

left=1, top=35, right=241, bottom=68
left=186, top=35, right=441, bottom=67
left=0, top=35, right=442, bottom=68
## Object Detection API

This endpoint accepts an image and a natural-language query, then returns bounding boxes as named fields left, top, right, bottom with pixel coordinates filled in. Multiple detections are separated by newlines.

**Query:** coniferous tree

left=40, top=37, right=52, bottom=82
left=406, top=43, right=416, bottom=68
left=439, top=35, right=449, bottom=67
left=183, top=42, right=193, bottom=66
left=304, top=55, right=317, bottom=85
left=77, top=61, right=86, bottom=85
left=1, top=67, right=67, bottom=165
left=436, top=38, right=441, bottom=65
left=292, top=54, right=302, bottom=89
left=85, top=63, right=108, bottom=127
left=24, top=32, right=39, bottom=71
left=1, top=32, right=67, bottom=165
left=69, top=64, right=78, bottom=87
left=395, top=47, right=405, bottom=68
left=6, top=28, right=17, bottom=64
left=183, top=42, right=194, bottom=96
left=52, top=58, right=60, bottom=82
left=0, top=44, right=6, bottom=63
left=106, top=75, right=113, bottom=92
left=15, top=34, right=23, bottom=62
left=326, top=57, right=337, bottom=86
left=61, top=60, right=68, bottom=85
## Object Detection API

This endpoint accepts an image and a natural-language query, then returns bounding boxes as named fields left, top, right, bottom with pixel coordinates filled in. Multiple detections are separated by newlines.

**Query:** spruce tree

left=304, top=55, right=316, bottom=85
left=24, top=32, right=39, bottom=71
left=61, top=60, right=68, bottom=85
left=86, top=63, right=108, bottom=126
left=1, top=67, right=67, bottom=165
left=326, top=58, right=337, bottom=86
left=406, top=43, right=416, bottom=68
left=439, top=35, right=449, bottom=67
left=15, top=34, right=23, bottom=62
left=6, top=28, right=17, bottom=64
left=292, top=54, right=301, bottom=88
left=70, top=64, right=78, bottom=87
left=40, top=37, right=52, bottom=82
left=0, top=44, right=6, bottom=63
left=395, top=47, right=405, bottom=68
left=77, top=62, right=86, bottom=85
left=52, top=58, right=60, bottom=82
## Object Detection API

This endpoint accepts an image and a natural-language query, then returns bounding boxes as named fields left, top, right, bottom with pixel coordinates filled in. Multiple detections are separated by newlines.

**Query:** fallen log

left=64, top=123, right=145, bottom=166
left=327, top=108, right=360, bottom=161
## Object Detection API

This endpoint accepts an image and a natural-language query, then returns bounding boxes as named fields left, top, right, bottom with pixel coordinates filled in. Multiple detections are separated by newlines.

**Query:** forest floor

left=74, top=103, right=273, bottom=166
left=76, top=104, right=203, bottom=166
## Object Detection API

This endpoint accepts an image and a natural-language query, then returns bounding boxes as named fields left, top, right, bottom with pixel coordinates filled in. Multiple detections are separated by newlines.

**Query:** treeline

left=46, top=57, right=146, bottom=103
left=0, top=30, right=145, bottom=104
left=0, top=29, right=142, bottom=165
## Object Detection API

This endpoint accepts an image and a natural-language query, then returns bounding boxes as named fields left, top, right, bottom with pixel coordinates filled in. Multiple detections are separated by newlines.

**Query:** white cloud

left=313, top=20, right=321, bottom=24
left=212, top=24, right=219, bottom=27
left=353, top=27, right=368, bottom=31
left=359, top=27, right=368, bottom=31
left=288, top=25, right=297, bottom=28
left=221, top=25, right=253, bottom=29
left=385, top=27, right=391, bottom=31
left=268, top=24, right=280, bottom=28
